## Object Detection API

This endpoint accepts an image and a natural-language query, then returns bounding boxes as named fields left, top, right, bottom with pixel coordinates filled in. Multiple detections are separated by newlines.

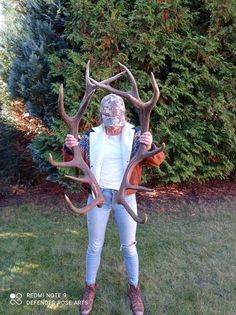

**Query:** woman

left=64, top=94, right=165, bottom=315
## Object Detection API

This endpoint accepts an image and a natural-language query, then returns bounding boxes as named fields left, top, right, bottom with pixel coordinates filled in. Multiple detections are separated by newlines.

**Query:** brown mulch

left=137, top=179, right=236, bottom=212
left=1, top=179, right=236, bottom=211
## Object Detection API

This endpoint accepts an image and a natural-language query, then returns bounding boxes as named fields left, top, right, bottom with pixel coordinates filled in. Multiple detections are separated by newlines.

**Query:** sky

left=0, top=4, right=5, bottom=31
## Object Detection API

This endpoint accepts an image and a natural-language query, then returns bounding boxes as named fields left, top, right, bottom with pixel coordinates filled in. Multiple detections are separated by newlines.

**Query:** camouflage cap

left=100, top=94, right=126, bottom=127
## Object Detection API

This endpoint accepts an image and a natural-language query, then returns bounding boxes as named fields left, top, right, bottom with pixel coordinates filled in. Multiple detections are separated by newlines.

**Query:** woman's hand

left=139, top=131, right=153, bottom=150
left=65, top=134, right=79, bottom=149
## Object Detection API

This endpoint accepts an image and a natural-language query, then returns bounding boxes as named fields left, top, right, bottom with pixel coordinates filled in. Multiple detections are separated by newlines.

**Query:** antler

left=49, top=61, right=125, bottom=215
left=90, top=63, right=165, bottom=224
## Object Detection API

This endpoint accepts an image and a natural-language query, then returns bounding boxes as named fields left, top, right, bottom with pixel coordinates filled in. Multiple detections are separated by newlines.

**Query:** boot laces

left=130, top=285, right=142, bottom=304
left=83, top=284, right=97, bottom=302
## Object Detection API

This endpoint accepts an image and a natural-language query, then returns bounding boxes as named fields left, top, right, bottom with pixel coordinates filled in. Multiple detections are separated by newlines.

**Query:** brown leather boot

left=128, top=284, right=145, bottom=315
left=80, top=283, right=98, bottom=315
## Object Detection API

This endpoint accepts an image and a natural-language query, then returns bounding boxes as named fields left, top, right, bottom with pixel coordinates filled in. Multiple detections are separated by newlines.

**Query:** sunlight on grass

left=64, top=229, right=80, bottom=235
left=47, top=304, right=63, bottom=311
left=0, top=199, right=235, bottom=315
left=0, top=232, right=37, bottom=239
left=9, top=262, right=40, bottom=275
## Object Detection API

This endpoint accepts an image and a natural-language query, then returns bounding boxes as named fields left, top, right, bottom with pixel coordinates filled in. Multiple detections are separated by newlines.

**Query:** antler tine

left=118, top=198, right=148, bottom=224
left=58, top=84, right=71, bottom=126
left=145, top=72, right=160, bottom=108
left=144, top=142, right=165, bottom=159
left=57, top=80, right=95, bottom=139
left=49, top=153, right=80, bottom=168
left=72, top=61, right=97, bottom=136
left=58, top=79, right=94, bottom=134
left=100, top=71, right=126, bottom=84
left=80, top=60, right=96, bottom=106
left=118, top=62, right=140, bottom=100
left=64, top=194, right=105, bottom=215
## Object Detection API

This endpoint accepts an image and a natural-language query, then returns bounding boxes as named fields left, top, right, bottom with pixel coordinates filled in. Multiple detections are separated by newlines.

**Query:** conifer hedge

left=2, top=0, right=236, bottom=184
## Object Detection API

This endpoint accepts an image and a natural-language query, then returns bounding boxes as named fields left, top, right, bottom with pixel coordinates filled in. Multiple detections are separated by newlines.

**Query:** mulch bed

left=137, top=179, right=236, bottom=212
left=1, top=180, right=236, bottom=212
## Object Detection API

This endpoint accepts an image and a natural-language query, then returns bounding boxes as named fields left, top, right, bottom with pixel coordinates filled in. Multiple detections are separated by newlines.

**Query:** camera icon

left=10, top=293, right=23, bottom=305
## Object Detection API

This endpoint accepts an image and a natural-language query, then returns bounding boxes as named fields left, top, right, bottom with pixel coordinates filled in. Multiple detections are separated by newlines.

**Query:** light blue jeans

left=86, top=188, right=139, bottom=286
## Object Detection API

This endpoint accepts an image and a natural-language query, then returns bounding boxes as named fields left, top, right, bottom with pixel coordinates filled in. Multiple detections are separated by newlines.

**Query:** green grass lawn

left=0, top=197, right=235, bottom=315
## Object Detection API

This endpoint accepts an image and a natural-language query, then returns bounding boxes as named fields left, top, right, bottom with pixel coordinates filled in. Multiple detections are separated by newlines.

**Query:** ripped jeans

left=86, top=188, right=139, bottom=286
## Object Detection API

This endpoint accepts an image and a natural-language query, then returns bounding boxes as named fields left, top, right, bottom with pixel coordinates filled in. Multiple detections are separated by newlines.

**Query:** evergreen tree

left=0, top=0, right=69, bottom=187
left=0, top=1, right=27, bottom=192
left=7, top=0, right=68, bottom=126
left=3, top=0, right=236, bottom=185
left=53, top=0, right=235, bottom=183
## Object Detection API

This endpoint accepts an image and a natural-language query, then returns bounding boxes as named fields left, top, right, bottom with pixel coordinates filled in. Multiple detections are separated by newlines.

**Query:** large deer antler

left=49, top=61, right=125, bottom=215
left=90, top=63, right=165, bottom=224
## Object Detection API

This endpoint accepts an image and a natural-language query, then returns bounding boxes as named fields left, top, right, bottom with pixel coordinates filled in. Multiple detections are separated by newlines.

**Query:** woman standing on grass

left=64, top=94, right=165, bottom=315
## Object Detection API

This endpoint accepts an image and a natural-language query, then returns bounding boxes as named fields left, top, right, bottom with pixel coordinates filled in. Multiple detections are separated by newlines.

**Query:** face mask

left=100, top=94, right=126, bottom=127
left=101, top=113, right=125, bottom=127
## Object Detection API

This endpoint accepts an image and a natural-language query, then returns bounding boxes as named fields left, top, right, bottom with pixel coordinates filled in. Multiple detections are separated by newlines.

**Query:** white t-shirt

left=99, top=134, right=124, bottom=190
